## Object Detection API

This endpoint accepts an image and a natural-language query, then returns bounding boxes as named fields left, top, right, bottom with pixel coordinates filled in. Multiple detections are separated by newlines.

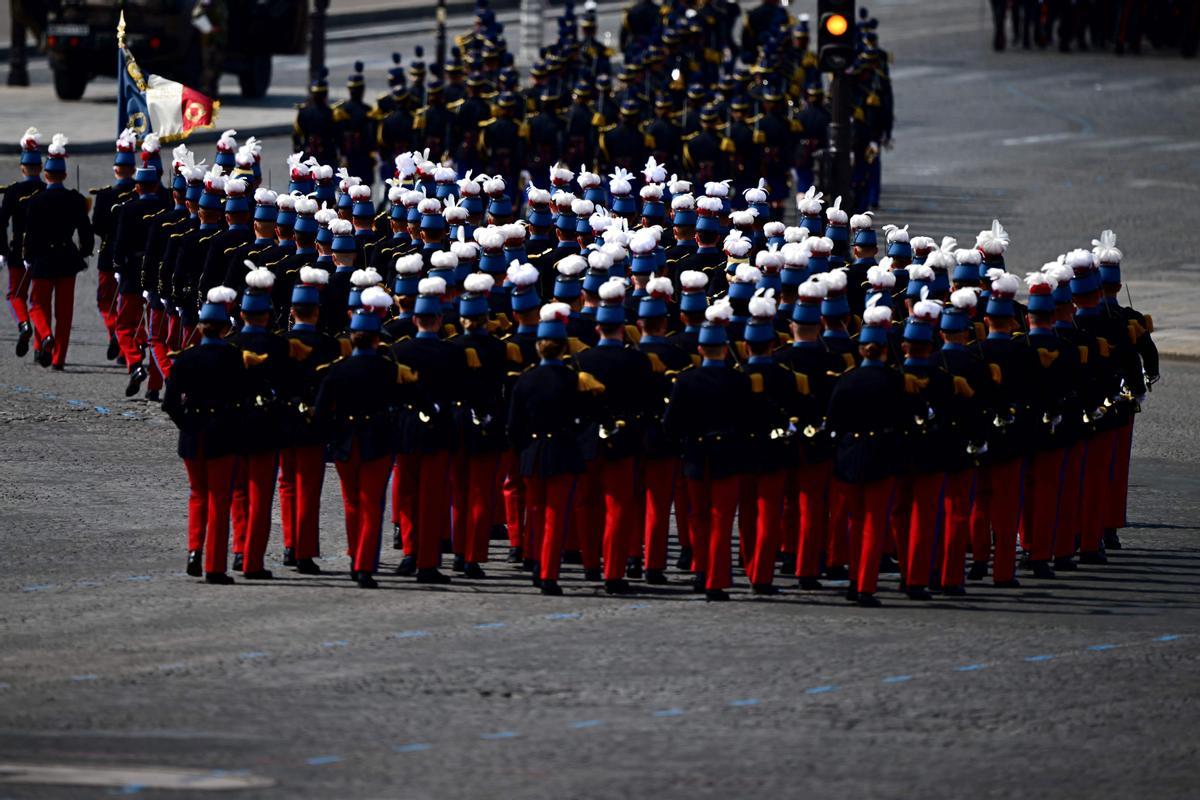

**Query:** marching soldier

left=92, top=128, right=139, bottom=362
left=2, top=127, right=44, bottom=358
left=294, top=70, right=339, bottom=167
left=333, top=62, right=376, bottom=188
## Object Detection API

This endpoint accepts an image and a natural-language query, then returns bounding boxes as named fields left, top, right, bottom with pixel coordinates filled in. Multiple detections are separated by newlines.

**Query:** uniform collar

left=45, top=182, right=65, bottom=191
left=701, top=358, right=725, bottom=368
left=241, top=325, right=267, bottom=334
left=942, top=341, right=967, bottom=352
left=987, top=331, right=1009, bottom=340
left=747, top=355, right=772, bottom=364
left=792, top=339, right=820, bottom=349
left=296, top=246, right=317, bottom=255
left=539, top=357, right=564, bottom=366
left=639, top=334, right=667, bottom=344
left=597, top=337, right=623, bottom=348
left=200, top=336, right=225, bottom=346
left=860, top=358, right=886, bottom=368
left=822, top=328, right=849, bottom=339
left=415, top=330, right=439, bottom=340
left=292, top=322, right=316, bottom=331
left=351, top=347, right=376, bottom=356
left=517, top=324, right=537, bottom=335
left=903, top=356, right=932, bottom=368
left=227, top=223, right=249, bottom=231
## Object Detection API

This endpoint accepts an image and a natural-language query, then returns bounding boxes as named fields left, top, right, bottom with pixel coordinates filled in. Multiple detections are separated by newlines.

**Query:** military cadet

left=506, top=301, right=599, bottom=595
left=278, top=266, right=338, bottom=575
left=113, top=143, right=167, bottom=397
left=226, top=265, right=288, bottom=579
left=333, top=62, right=376, bottom=187
left=168, top=166, right=225, bottom=348
left=197, top=177, right=253, bottom=304
left=294, top=69, right=339, bottom=167
left=2, top=127, right=44, bottom=358
left=23, top=135, right=94, bottom=370
left=479, top=93, right=525, bottom=190
left=599, top=100, right=648, bottom=173
left=664, top=300, right=753, bottom=601
left=391, top=273, right=468, bottom=584
left=315, top=288, right=408, bottom=589
left=163, top=286, right=245, bottom=583
left=412, top=80, right=456, bottom=163
left=321, top=219, right=359, bottom=334
left=93, top=128, right=140, bottom=361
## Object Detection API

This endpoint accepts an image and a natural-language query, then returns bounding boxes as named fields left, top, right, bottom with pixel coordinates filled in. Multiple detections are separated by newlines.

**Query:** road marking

left=95, top=406, right=110, bottom=414
left=569, top=719, right=605, bottom=729
left=392, top=743, right=432, bottom=753
left=393, top=630, right=430, bottom=639
left=652, top=708, right=685, bottom=717
left=1156, top=634, right=1180, bottom=642
left=238, top=652, right=269, bottom=660
left=480, top=731, right=519, bottom=740
left=545, top=612, right=581, bottom=620
left=0, top=763, right=274, bottom=790
left=955, top=664, right=988, bottom=672
left=1087, top=644, right=1117, bottom=651
left=21, top=584, right=55, bottom=592
left=881, top=675, right=913, bottom=684
left=475, top=622, right=506, bottom=629
left=1025, top=655, right=1055, bottom=662
left=70, top=674, right=98, bottom=682
left=67, top=399, right=84, bottom=406
left=625, top=603, right=649, bottom=609
left=127, top=575, right=153, bottom=582
left=805, top=685, right=838, bottom=694
left=304, top=755, right=342, bottom=766
left=321, top=640, right=349, bottom=649
left=1000, top=132, right=1078, bottom=147
left=729, top=698, right=761, bottom=707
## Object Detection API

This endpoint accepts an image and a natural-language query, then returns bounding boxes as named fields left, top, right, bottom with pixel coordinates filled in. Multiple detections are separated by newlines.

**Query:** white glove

left=142, top=290, right=151, bottom=301
left=0, top=255, right=7, bottom=270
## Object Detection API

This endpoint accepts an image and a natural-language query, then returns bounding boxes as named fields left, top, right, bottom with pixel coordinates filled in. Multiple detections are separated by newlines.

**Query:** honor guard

left=333, top=62, right=376, bottom=187
left=93, top=128, right=139, bottom=361
left=2, top=128, right=44, bottom=358
left=294, top=70, right=339, bottom=167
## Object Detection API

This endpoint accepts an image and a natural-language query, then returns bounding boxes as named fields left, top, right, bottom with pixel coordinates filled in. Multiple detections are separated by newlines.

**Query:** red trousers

left=1022, top=449, right=1063, bottom=562
left=941, top=470, right=974, bottom=588
left=500, top=451, right=525, bottom=549
left=570, top=462, right=602, bottom=570
left=464, top=452, right=502, bottom=563
left=1054, top=442, right=1085, bottom=559
left=970, top=459, right=1023, bottom=583
left=394, top=450, right=452, bottom=569
left=147, top=306, right=173, bottom=382
left=598, top=457, right=638, bottom=580
left=780, top=469, right=798, bottom=557
left=279, top=445, right=325, bottom=560
left=97, top=270, right=118, bottom=338
left=1104, top=421, right=1134, bottom=529
left=6, top=261, right=30, bottom=324
left=686, top=474, right=740, bottom=591
left=115, top=292, right=147, bottom=367
left=827, top=479, right=853, bottom=570
left=335, top=444, right=393, bottom=573
left=906, top=472, right=945, bottom=588
left=1080, top=429, right=1117, bottom=553
left=835, top=477, right=895, bottom=596
left=29, top=275, right=75, bottom=367
left=183, top=454, right=236, bottom=574
left=525, top=474, right=576, bottom=582
left=231, top=452, right=279, bottom=574
left=642, top=457, right=681, bottom=571
left=745, top=470, right=786, bottom=586
left=795, top=461, right=831, bottom=578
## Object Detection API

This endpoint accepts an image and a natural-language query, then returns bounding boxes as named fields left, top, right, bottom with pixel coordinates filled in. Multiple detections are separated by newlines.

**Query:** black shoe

left=440, top=538, right=453, bottom=554
left=779, top=553, right=796, bottom=574
left=115, top=353, right=126, bottom=367
left=857, top=593, right=882, bottom=608
left=37, top=336, right=53, bottom=367
left=705, top=589, right=730, bottom=602
left=675, top=546, right=692, bottom=571
left=645, top=569, right=668, bottom=585
left=506, top=546, right=522, bottom=564
left=357, top=573, right=378, bottom=589
left=1103, top=528, right=1122, bottom=550
left=691, top=573, right=707, bottom=593
left=942, top=585, right=967, bottom=597
left=282, top=547, right=297, bottom=567
left=464, top=562, right=486, bottom=579
left=845, top=588, right=860, bottom=602
left=562, top=549, right=583, bottom=565
left=490, top=523, right=508, bottom=541
left=416, top=568, right=451, bottom=585
left=15, top=322, right=31, bottom=357
left=51, top=364, right=64, bottom=371
left=452, top=555, right=466, bottom=573
left=392, top=524, right=403, bottom=550
left=879, top=554, right=900, bottom=575
left=603, top=579, right=632, bottom=595
left=125, top=364, right=147, bottom=397
left=144, top=389, right=160, bottom=402
left=1053, top=557, right=1078, bottom=571
left=106, top=334, right=120, bottom=360
left=827, top=565, right=849, bottom=581
left=1030, top=561, right=1056, bottom=579
left=349, top=570, right=359, bottom=581
left=584, top=568, right=603, bottom=582
left=1079, top=551, right=1108, bottom=565
left=797, top=577, right=823, bottom=591
left=205, top=572, right=234, bottom=585
left=906, top=586, right=933, bottom=601
left=519, top=558, right=536, bottom=572
left=752, top=583, right=780, bottom=596
left=232, top=553, right=244, bottom=572
left=540, top=580, right=563, bottom=596
left=528, top=562, right=541, bottom=586
left=394, top=555, right=416, bottom=576
left=296, top=558, right=321, bottom=575
left=243, top=569, right=273, bottom=580
left=626, top=558, right=643, bottom=580
left=994, top=578, right=1021, bottom=588
left=186, top=550, right=203, bottom=577
left=967, top=561, right=989, bottom=581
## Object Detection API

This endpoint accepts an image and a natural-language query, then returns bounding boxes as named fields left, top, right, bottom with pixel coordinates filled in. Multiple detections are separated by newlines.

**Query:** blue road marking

left=882, top=675, right=913, bottom=684
left=475, top=622, right=506, bottom=629
left=394, top=630, right=429, bottom=639
left=729, top=698, right=761, bottom=707
left=95, top=406, right=110, bottom=414
left=1156, top=635, right=1180, bottom=642
left=625, top=603, right=649, bottom=609
left=67, top=399, right=84, bottom=406
left=805, top=685, right=838, bottom=695
left=480, top=731, right=519, bottom=740
left=113, top=784, right=145, bottom=795
left=71, top=674, right=98, bottom=682
left=393, top=743, right=432, bottom=753
left=569, top=719, right=605, bottom=729
left=305, top=755, right=343, bottom=766
left=21, top=584, right=55, bottom=592
left=652, top=708, right=685, bottom=717
left=126, top=575, right=152, bottom=582
left=321, top=640, right=349, bottom=649
left=121, top=411, right=139, bottom=419
left=545, top=612, right=581, bottom=620
left=239, top=651, right=269, bottom=660
left=0, top=682, right=11, bottom=690
left=955, top=664, right=988, bottom=672
left=1088, top=644, right=1117, bottom=651
left=1025, top=655, right=1055, bottom=662
left=39, top=393, right=58, bottom=400
left=13, top=386, right=29, bottom=393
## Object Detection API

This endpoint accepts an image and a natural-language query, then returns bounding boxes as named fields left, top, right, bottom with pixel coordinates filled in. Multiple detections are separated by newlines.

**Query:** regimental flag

left=116, top=12, right=218, bottom=143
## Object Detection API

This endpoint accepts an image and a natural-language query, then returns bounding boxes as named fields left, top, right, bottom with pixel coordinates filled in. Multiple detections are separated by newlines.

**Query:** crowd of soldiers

left=0, top=117, right=1158, bottom=604
left=989, top=0, right=1200, bottom=56
left=294, top=0, right=893, bottom=216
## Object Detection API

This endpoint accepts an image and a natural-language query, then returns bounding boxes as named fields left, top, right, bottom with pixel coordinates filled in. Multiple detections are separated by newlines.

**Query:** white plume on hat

left=141, top=133, right=161, bottom=154
left=587, top=249, right=614, bottom=271
left=782, top=242, right=810, bottom=267
left=430, top=251, right=459, bottom=270
left=1066, top=248, right=1094, bottom=269
left=571, top=198, right=596, bottom=217
left=216, top=129, right=238, bottom=152
left=705, top=299, right=733, bottom=323
left=314, top=207, right=339, bottom=226
left=646, top=276, right=674, bottom=298
left=696, top=196, right=724, bottom=214
left=312, top=163, right=333, bottom=180
left=244, top=261, right=275, bottom=290
left=639, top=182, right=664, bottom=201
left=507, top=261, right=539, bottom=287
left=463, top=273, right=495, bottom=294
left=115, top=128, right=137, bottom=151
left=329, top=218, right=353, bottom=236
left=550, top=163, right=575, bottom=184
left=48, top=133, right=69, bottom=156
left=551, top=189, right=576, bottom=209
left=526, top=186, right=551, bottom=205
left=578, top=167, right=602, bottom=188
left=207, top=286, right=237, bottom=304
left=475, top=226, right=505, bottom=250
left=755, top=246, right=784, bottom=271
left=850, top=211, right=874, bottom=230
left=807, top=236, right=833, bottom=255
left=433, top=164, right=457, bottom=183
left=442, top=196, right=468, bottom=223
left=733, top=263, right=763, bottom=284
left=784, top=226, right=810, bottom=243
left=924, top=247, right=955, bottom=271
left=748, top=288, right=777, bottom=319
left=457, top=171, right=482, bottom=196
left=704, top=180, right=733, bottom=198
left=867, top=265, right=896, bottom=289
left=985, top=267, right=1008, bottom=284
left=418, top=197, right=442, bottom=215
left=797, top=186, right=824, bottom=214
left=589, top=208, right=613, bottom=233
left=395, top=152, right=417, bottom=178
left=991, top=271, right=1021, bottom=296
left=299, top=266, right=329, bottom=286
left=825, top=195, right=848, bottom=224
left=20, top=127, right=41, bottom=148
left=912, top=299, right=943, bottom=322
left=1044, top=260, right=1074, bottom=286
left=798, top=275, right=827, bottom=300
left=540, top=302, right=571, bottom=322
left=908, top=263, right=935, bottom=283
left=642, top=156, right=667, bottom=184
left=1092, top=229, right=1122, bottom=264
left=254, top=188, right=277, bottom=205
left=882, top=223, right=910, bottom=244
left=348, top=184, right=371, bottom=202
left=1025, top=271, right=1056, bottom=291
left=723, top=230, right=752, bottom=258
left=483, top=175, right=506, bottom=194
left=401, top=189, right=425, bottom=207
left=224, top=177, right=247, bottom=196
left=862, top=304, right=893, bottom=326
left=950, top=287, right=979, bottom=310
left=608, top=167, right=634, bottom=196
left=975, top=219, right=1009, bottom=255
left=909, top=235, right=936, bottom=253
left=668, top=175, right=692, bottom=195
left=629, top=230, right=658, bottom=255
left=418, top=276, right=447, bottom=297
left=820, top=268, right=848, bottom=292
left=395, top=254, right=424, bottom=275
left=679, top=270, right=708, bottom=290
left=361, top=286, right=392, bottom=309
left=351, top=267, right=383, bottom=288
left=730, top=209, right=759, bottom=227
left=600, top=242, right=627, bottom=262
left=763, top=221, right=786, bottom=238
left=557, top=255, right=588, bottom=277
left=599, top=277, right=628, bottom=301
left=955, top=248, right=982, bottom=266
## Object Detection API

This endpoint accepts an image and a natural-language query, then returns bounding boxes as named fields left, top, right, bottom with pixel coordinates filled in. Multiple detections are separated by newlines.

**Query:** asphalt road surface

left=1, top=0, right=1199, bottom=796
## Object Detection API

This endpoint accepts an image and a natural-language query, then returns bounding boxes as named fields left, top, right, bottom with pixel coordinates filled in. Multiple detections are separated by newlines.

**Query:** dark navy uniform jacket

left=313, top=349, right=406, bottom=462
left=574, top=340, right=656, bottom=461
left=162, top=339, right=247, bottom=460
left=507, top=360, right=595, bottom=477
left=390, top=334, right=468, bottom=454
left=23, top=184, right=94, bottom=279
left=663, top=361, right=754, bottom=480
left=826, top=360, right=907, bottom=485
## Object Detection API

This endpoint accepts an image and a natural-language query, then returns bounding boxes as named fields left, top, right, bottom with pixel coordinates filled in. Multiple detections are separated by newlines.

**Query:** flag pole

left=116, top=11, right=126, bottom=136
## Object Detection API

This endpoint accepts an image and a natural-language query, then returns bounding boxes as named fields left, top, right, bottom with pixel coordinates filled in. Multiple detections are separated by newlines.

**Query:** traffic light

left=817, top=0, right=856, bottom=72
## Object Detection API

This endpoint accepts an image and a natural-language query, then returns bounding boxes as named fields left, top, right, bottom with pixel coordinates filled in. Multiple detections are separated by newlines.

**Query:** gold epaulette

left=989, top=363, right=1003, bottom=384
left=289, top=339, right=313, bottom=361
left=243, top=350, right=269, bottom=368
left=904, top=373, right=929, bottom=394
left=1037, top=347, right=1059, bottom=368
left=463, top=347, right=481, bottom=368
left=794, top=371, right=810, bottom=396
left=396, top=363, right=419, bottom=384
left=842, top=352, right=856, bottom=371
left=624, top=324, right=641, bottom=345
left=953, top=375, right=975, bottom=398
left=748, top=373, right=765, bottom=393
left=646, top=352, right=666, bottom=374
left=568, top=336, right=589, bottom=355
left=446, top=98, right=465, bottom=111
left=577, top=371, right=606, bottom=394
left=506, top=341, right=523, bottom=364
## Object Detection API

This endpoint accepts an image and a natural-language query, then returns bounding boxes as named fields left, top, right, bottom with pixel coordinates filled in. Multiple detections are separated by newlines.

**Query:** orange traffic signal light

left=824, top=13, right=849, bottom=36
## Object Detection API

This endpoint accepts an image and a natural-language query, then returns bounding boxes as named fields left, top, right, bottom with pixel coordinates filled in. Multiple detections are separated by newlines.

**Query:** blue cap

left=185, top=184, right=202, bottom=203
left=781, top=264, right=806, bottom=288
left=750, top=201, right=770, bottom=220
left=414, top=293, right=443, bottom=315
left=315, top=182, right=335, bottom=205
left=241, top=290, right=272, bottom=314
left=134, top=166, right=158, bottom=184
left=406, top=203, right=421, bottom=224
left=479, top=250, right=507, bottom=275
left=952, top=262, right=979, bottom=284
left=390, top=203, right=407, bottom=221
left=985, top=296, right=1015, bottom=317
left=349, top=308, right=382, bottom=332
left=596, top=302, right=625, bottom=325
left=528, top=206, right=554, bottom=227
left=462, top=195, right=485, bottom=216
left=553, top=276, right=583, bottom=301
left=20, top=148, right=41, bottom=166
left=316, top=224, right=333, bottom=246
left=940, top=307, right=969, bottom=332
left=825, top=223, right=847, bottom=244
left=860, top=322, right=890, bottom=345
left=800, top=213, right=822, bottom=232
left=198, top=301, right=228, bottom=323
left=459, top=292, right=489, bottom=317
left=930, top=268, right=950, bottom=296
left=293, top=214, right=316, bottom=235
left=292, top=284, right=321, bottom=306
left=821, top=293, right=850, bottom=318
left=583, top=267, right=608, bottom=294
left=792, top=298, right=821, bottom=325
left=1099, top=264, right=1121, bottom=285
left=435, top=181, right=456, bottom=200
left=902, top=318, right=934, bottom=342
left=583, top=186, right=608, bottom=206
left=906, top=274, right=933, bottom=298
left=289, top=177, right=315, bottom=196
left=680, top=289, right=707, bottom=314
left=171, top=172, right=187, bottom=192
left=114, top=148, right=136, bottom=167
left=641, top=200, right=665, bottom=220
left=394, top=272, right=420, bottom=295
left=337, top=192, right=353, bottom=210
left=806, top=254, right=830, bottom=274
left=332, top=231, right=357, bottom=253
left=353, top=198, right=375, bottom=218
left=638, top=295, right=668, bottom=318
left=757, top=272, right=782, bottom=294
left=696, top=214, right=723, bottom=233
left=1070, top=268, right=1101, bottom=296
left=199, top=190, right=223, bottom=211
left=511, top=284, right=541, bottom=313
left=744, top=318, right=775, bottom=343
left=254, top=202, right=278, bottom=223
left=1052, top=280, right=1072, bottom=305
left=554, top=211, right=576, bottom=233
left=886, top=240, right=912, bottom=259
left=420, top=210, right=446, bottom=230
left=215, top=150, right=235, bottom=170
left=225, top=194, right=250, bottom=214
left=488, top=195, right=513, bottom=218
left=697, top=322, right=728, bottom=346
left=574, top=216, right=592, bottom=235
left=536, top=319, right=567, bottom=339
left=728, top=279, right=756, bottom=302
left=853, top=229, right=877, bottom=247
left=673, top=208, right=697, bottom=227
left=347, top=288, right=364, bottom=311
left=1027, top=289, right=1056, bottom=314
left=612, top=194, right=638, bottom=215
left=630, top=251, right=657, bottom=275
